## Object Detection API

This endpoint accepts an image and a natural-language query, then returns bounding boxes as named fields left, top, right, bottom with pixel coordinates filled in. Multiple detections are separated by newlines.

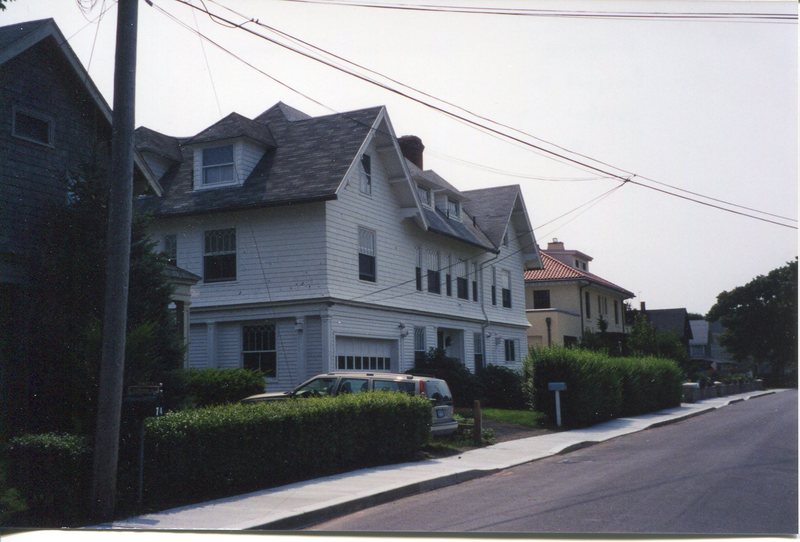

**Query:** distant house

left=524, top=239, right=634, bottom=347
left=690, top=319, right=740, bottom=374
left=640, top=304, right=693, bottom=348
left=134, top=105, right=542, bottom=390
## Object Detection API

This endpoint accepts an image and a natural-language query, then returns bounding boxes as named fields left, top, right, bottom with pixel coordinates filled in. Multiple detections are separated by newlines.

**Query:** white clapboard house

left=135, top=103, right=542, bottom=391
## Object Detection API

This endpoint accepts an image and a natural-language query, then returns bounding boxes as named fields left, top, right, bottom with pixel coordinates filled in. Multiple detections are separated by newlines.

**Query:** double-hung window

left=445, top=254, right=452, bottom=296
left=202, top=145, right=235, bottom=185
left=204, top=228, right=236, bottom=282
left=614, top=300, right=620, bottom=325
left=416, top=183, right=431, bottom=206
left=242, top=324, right=276, bottom=377
left=491, top=266, right=497, bottom=305
left=358, top=227, right=376, bottom=282
left=533, top=290, right=551, bottom=309
left=456, top=259, right=468, bottom=300
left=447, top=198, right=460, bottom=219
left=585, top=291, right=592, bottom=319
left=472, top=262, right=479, bottom=302
left=504, top=339, right=516, bottom=362
left=501, top=269, right=512, bottom=308
left=360, top=154, right=372, bottom=195
left=415, top=247, right=423, bottom=291
left=426, top=249, right=441, bottom=294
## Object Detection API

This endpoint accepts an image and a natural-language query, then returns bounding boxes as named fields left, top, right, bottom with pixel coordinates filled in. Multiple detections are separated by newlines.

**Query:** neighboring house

left=640, top=304, right=693, bottom=348
left=690, top=319, right=739, bottom=374
left=135, top=105, right=542, bottom=390
left=523, top=239, right=634, bottom=347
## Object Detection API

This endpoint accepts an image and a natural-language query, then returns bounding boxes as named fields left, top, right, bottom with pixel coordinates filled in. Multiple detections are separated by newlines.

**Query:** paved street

left=310, top=390, right=798, bottom=534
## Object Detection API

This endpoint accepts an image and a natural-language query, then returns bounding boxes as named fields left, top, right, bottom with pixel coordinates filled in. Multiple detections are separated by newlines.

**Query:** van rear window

left=373, top=380, right=415, bottom=395
left=425, top=380, right=453, bottom=405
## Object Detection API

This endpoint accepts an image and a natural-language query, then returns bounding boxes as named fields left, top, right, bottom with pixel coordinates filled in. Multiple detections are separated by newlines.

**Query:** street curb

left=250, top=468, right=496, bottom=530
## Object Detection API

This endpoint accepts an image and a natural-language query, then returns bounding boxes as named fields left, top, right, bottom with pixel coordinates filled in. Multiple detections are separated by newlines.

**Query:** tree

left=14, top=165, right=183, bottom=436
left=707, top=260, right=798, bottom=384
left=627, top=314, right=688, bottom=366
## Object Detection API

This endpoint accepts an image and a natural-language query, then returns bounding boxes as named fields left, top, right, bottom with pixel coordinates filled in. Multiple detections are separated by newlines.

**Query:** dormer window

left=447, top=198, right=460, bottom=219
left=13, top=106, right=53, bottom=147
left=202, top=145, right=235, bottom=185
left=416, top=184, right=431, bottom=206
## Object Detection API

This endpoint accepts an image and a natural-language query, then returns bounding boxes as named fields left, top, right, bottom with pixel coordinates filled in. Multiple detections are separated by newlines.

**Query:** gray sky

left=4, top=0, right=797, bottom=314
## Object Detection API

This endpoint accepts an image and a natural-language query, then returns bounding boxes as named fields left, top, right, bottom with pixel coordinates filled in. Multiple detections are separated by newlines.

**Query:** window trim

left=242, top=323, right=277, bottom=377
left=501, top=269, right=512, bottom=308
left=426, top=248, right=441, bottom=294
left=358, top=226, right=377, bottom=282
left=12, top=105, right=54, bottom=147
left=533, top=289, right=551, bottom=309
left=201, top=144, right=236, bottom=186
left=504, top=338, right=516, bottom=362
left=203, top=228, right=237, bottom=282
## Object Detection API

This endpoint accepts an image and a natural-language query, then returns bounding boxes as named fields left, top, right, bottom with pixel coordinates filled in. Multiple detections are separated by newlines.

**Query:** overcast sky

left=4, top=0, right=797, bottom=315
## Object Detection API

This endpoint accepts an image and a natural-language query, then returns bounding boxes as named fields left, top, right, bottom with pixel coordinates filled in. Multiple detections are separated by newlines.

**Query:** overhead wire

left=165, top=0, right=797, bottom=230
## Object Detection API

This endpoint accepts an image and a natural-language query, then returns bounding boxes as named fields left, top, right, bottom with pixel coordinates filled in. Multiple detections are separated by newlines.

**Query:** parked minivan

left=242, top=372, right=458, bottom=435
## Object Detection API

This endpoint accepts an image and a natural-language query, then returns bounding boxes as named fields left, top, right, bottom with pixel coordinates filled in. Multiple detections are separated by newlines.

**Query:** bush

left=161, top=368, right=265, bottom=410
left=524, top=348, right=682, bottom=427
left=143, top=392, right=431, bottom=509
left=476, top=364, right=526, bottom=409
left=6, top=433, right=91, bottom=526
left=407, top=348, right=480, bottom=407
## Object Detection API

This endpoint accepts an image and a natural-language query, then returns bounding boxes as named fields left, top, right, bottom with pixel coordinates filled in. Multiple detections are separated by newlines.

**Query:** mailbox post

left=124, top=384, right=163, bottom=505
left=547, top=382, right=567, bottom=428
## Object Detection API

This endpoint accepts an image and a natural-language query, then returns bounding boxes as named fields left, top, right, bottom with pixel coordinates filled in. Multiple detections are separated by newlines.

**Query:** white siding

left=188, top=325, right=208, bottom=368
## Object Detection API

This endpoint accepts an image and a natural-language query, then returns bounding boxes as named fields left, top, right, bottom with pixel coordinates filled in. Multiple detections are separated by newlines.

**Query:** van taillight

left=419, top=380, right=426, bottom=397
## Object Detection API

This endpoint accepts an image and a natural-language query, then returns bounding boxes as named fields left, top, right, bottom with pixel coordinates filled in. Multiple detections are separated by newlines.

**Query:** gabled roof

left=463, top=185, right=542, bottom=268
left=524, top=252, right=634, bottom=298
left=135, top=126, right=182, bottom=162
left=136, top=106, right=384, bottom=216
left=0, top=18, right=161, bottom=195
left=184, top=112, right=276, bottom=148
left=644, top=308, right=693, bottom=340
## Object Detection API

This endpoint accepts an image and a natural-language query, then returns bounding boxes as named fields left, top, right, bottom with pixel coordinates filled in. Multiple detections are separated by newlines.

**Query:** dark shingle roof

left=135, top=126, right=182, bottom=162
left=184, top=112, right=276, bottom=148
left=645, top=308, right=693, bottom=340
left=422, top=208, right=495, bottom=251
left=462, top=185, right=520, bottom=248
left=0, top=18, right=52, bottom=52
left=136, top=106, right=383, bottom=216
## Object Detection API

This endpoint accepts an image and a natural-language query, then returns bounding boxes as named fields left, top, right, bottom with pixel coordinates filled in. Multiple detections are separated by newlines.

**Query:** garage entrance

left=335, top=337, right=397, bottom=372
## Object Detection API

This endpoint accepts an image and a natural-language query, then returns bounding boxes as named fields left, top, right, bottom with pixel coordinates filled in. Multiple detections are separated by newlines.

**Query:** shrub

left=6, top=433, right=91, bottom=526
left=526, top=347, right=623, bottom=427
left=407, top=348, right=480, bottom=407
left=143, top=392, right=431, bottom=509
left=524, top=348, right=682, bottom=427
left=476, top=364, right=526, bottom=409
left=161, top=368, right=265, bottom=410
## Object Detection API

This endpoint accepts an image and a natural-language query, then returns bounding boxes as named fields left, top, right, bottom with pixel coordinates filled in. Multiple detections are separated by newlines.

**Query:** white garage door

left=335, top=337, right=396, bottom=372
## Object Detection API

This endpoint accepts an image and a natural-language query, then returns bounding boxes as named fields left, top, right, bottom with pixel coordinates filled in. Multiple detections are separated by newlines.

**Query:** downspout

left=545, top=317, right=552, bottom=347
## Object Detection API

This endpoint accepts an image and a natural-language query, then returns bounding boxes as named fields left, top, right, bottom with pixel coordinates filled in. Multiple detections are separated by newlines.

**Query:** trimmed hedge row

left=527, top=348, right=682, bottom=427
left=6, top=433, right=91, bottom=526
left=161, top=368, right=265, bottom=410
left=143, top=392, right=431, bottom=509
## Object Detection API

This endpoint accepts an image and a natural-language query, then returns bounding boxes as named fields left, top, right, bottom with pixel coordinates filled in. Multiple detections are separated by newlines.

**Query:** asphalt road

left=309, top=390, right=798, bottom=534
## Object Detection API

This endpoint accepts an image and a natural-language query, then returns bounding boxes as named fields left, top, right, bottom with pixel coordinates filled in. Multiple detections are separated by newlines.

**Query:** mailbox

left=124, top=384, right=163, bottom=419
left=548, top=382, right=567, bottom=392
left=547, top=382, right=567, bottom=427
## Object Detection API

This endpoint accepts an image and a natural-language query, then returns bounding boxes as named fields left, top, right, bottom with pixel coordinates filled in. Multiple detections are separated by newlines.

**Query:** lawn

left=480, top=408, right=546, bottom=428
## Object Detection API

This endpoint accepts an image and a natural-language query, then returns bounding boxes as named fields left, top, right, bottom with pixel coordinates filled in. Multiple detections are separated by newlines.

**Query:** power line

left=165, top=0, right=797, bottom=230
left=276, top=0, right=797, bottom=23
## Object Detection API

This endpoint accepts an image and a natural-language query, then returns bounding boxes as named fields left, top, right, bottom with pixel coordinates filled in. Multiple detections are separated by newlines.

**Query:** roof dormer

left=184, top=113, right=276, bottom=191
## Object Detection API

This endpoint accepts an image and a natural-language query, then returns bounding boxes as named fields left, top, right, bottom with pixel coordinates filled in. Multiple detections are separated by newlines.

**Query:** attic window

left=360, top=154, right=372, bottom=195
left=447, top=198, right=460, bottom=219
left=416, top=184, right=431, bottom=206
left=13, top=107, right=53, bottom=146
left=202, top=145, right=234, bottom=185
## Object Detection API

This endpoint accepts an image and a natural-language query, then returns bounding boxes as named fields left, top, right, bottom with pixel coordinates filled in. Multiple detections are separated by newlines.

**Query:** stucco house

left=135, top=104, right=542, bottom=391
left=524, top=239, right=634, bottom=347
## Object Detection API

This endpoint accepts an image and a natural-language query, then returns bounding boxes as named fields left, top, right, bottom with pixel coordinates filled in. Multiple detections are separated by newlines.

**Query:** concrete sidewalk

left=98, top=390, right=780, bottom=531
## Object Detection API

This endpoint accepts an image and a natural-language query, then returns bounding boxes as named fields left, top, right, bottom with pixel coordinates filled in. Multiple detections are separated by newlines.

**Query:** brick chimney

left=547, top=238, right=565, bottom=251
left=398, top=135, right=424, bottom=169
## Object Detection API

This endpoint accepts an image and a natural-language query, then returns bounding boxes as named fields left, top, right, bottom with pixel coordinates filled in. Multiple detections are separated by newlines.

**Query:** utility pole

left=91, top=0, right=139, bottom=521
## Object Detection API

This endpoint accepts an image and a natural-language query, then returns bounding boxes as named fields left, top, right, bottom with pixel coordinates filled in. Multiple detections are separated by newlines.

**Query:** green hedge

left=161, top=368, right=265, bottom=410
left=143, top=392, right=431, bottom=509
left=526, top=348, right=682, bottom=427
left=6, top=433, right=91, bottom=526
left=476, top=364, right=526, bottom=409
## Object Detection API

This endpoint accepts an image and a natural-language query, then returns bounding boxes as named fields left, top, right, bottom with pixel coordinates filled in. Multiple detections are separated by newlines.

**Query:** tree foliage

left=18, top=166, right=183, bottom=436
left=707, top=260, right=797, bottom=383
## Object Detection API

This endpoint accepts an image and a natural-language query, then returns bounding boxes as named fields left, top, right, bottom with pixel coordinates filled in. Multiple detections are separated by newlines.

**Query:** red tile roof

left=524, top=252, right=634, bottom=298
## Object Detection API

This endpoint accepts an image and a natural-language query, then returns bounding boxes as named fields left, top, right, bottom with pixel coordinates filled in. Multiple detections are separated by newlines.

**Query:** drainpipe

left=545, top=317, right=552, bottom=347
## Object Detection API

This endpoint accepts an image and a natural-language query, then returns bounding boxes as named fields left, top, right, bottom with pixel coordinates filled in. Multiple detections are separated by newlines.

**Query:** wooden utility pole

left=91, top=0, right=139, bottom=521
